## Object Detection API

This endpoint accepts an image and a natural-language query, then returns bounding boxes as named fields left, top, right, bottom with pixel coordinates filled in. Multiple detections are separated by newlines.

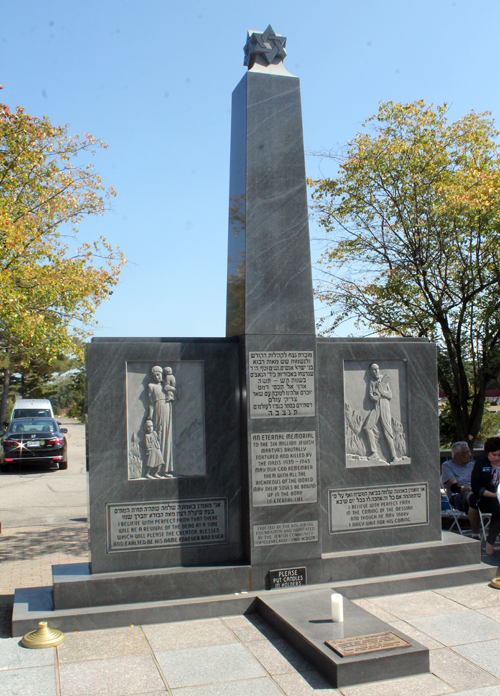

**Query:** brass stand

left=22, top=621, right=65, bottom=648
left=490, top=578, right=500, bottom=590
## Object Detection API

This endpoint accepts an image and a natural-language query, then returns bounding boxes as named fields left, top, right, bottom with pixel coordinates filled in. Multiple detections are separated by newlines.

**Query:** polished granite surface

left=4, top=582, right=500, bottom=696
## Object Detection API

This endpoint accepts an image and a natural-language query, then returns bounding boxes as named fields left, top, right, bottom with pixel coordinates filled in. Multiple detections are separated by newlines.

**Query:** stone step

left=12, top=560, right=497, bottom=637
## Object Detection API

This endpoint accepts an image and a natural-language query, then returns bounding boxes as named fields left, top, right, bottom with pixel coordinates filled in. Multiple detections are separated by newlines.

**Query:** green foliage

left=65, top=368, right=86, bottom=422
left=0, top=104, right=125, bottom=366
left=440, top=402, right=500, bottom=447
left=478, top=410, right=500, bottom=442
left=9, top=354, right=80, bottom=400
left=309, top=100, right=500, bottom=446
left=439, top=404, right=457, bottom=449
left=0, top=104, right=125, bottom=423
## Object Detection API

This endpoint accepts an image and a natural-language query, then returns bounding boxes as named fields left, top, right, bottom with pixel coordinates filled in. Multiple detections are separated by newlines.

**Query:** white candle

left=331, top=592, right=344, bottom=622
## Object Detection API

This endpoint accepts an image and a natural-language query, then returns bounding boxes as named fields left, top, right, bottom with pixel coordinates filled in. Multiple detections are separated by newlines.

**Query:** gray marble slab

left=411, top=610, right=500, bottom=646
left=170, top=679, right=284, bottom=696
left=58, top=654, right=165, bottom=696
left=317, top=338, right=441, bottom=554
left=258, top=588, right=429, bottom=688
left=0, top=637, right=55, bottom=670
left=52, top=562, right=252, bottom=610
left=87, top=338, right=243, bottom=574
left=241, top=334, right=321, bottom=568
left=453, top=640, right=500, bottom=680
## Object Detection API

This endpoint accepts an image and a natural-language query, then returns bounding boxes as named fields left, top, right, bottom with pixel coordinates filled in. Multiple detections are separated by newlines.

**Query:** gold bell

left=22, top=621, right=65, bottom=648
left=490, top=577, right=500, bottom=590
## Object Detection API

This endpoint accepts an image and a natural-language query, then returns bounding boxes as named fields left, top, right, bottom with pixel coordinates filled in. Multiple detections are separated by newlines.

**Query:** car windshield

left=8, top=419, right=59, bottom=435
left=12, top=409, right=51, bottom=419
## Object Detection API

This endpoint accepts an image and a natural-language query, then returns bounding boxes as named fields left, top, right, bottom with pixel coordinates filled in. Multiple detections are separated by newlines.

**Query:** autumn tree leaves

left=309, top=100, right=500, bottom=445
left=0, top=104, right=125, bottom=420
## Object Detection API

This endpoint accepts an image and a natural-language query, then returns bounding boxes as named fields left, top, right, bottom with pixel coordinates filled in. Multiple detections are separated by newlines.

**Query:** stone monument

left=13, top=26, right=489, bottom=688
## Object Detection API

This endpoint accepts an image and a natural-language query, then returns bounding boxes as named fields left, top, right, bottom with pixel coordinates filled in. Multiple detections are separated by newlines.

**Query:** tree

left=309, top=100, right=500, bottom=447
left=0, top=104, right=125, bottom=422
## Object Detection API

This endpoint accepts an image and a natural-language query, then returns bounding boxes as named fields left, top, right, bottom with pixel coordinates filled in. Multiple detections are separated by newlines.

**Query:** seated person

left=441, top=441, right=480, bottom=539
left=471, top=436, right=500, bottom=557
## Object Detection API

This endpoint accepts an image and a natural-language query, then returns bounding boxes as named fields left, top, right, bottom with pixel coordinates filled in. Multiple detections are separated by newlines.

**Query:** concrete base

left=13, top=559, right=497, bottom=637
left=52, top=563, right=251, bottom=610
left=13, top=587, right=430, bottom=687
left=52, top=532, right=482, bottom=610
left=12, top=533, right=497, bottom=687
left=14, top=565, right=498, bottom=687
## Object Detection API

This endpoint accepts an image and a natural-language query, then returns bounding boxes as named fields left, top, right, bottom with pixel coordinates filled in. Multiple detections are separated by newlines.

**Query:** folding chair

left=441, top=490, right=469, bottom=535
left=479, top=508, right=492, bottom=544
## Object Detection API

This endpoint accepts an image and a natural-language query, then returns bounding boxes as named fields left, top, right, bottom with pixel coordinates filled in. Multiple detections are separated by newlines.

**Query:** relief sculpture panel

left=126, top=361, right=206, bottom=480
left=344, top=360, right=410, bottom=468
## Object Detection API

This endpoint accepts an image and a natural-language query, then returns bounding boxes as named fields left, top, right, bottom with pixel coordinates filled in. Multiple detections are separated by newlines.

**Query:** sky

left=2, top=0, right=500, bottom=340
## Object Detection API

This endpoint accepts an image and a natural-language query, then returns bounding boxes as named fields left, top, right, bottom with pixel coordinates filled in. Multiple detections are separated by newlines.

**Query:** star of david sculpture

left=243, top=25, right=287, bottom=69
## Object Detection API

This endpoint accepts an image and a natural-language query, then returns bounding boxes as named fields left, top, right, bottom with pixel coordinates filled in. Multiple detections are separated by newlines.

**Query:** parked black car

left=0, top=418, right=68, bottom=471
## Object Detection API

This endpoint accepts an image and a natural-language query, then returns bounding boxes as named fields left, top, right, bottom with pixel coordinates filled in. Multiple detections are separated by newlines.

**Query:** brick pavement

left=0, top=524, right=89, bottom=638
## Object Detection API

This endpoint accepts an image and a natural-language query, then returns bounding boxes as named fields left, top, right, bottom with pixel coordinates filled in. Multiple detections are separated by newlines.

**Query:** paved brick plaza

left=2, top=524, right=500, bottom=695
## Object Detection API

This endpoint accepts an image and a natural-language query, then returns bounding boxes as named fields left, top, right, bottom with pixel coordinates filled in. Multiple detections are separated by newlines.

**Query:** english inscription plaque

left=326, top=632, right=411, bottom=657
left=248, top=351, right=315, bottom=419
left=329, top=483, right=428, bottom=533
left=253, top=520, right=319, bottom=547
left=269, top=566, right=306, bottom=589
left=107, top=498, right=228, bottom=552
left=251, top=431, right=317, bottom=506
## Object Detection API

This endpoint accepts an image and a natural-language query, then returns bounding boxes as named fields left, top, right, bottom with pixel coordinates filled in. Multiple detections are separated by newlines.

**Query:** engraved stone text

left=251, top=431, right=317, bottom=506
left=249, top=351, right=315, bottom=419
left=107, top=498, right=227, bottom=552
left=329, top=483, right=428, bottom=533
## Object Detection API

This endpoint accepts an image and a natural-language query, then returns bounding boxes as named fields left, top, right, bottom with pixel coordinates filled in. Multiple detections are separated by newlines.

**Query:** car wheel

left=0, top=463, right=10, bottom=473
left=58, top=459, right=68, bottom=470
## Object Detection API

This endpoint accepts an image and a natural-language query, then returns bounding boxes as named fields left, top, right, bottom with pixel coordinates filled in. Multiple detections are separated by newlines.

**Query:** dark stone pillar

left=226, top=69, right=315, bottom=336
left=226, top=29, right=321, bottom=578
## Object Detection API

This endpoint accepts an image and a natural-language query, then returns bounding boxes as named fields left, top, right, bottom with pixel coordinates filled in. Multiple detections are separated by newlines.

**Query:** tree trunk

left=0, top=367, right=11, bottom=425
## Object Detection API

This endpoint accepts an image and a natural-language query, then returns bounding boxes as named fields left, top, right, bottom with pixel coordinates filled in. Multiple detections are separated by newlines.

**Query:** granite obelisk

left=227, top=27, right=321, bottom=572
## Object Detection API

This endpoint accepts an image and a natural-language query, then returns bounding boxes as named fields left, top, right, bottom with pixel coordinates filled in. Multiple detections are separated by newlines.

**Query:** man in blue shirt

left=441, top=441, right=480, bottom=538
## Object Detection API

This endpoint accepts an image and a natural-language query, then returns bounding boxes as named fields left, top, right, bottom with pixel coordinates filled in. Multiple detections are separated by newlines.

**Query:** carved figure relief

left=147, top=365, right=176, bottom=475
left=144, top=419, right=165, bottom=479
left=344, top=360, right=410, bottom=467
left=126, top=361, right=206, bottom=480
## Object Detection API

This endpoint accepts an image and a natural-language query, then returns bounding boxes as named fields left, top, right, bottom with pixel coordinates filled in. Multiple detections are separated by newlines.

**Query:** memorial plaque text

left=329, top=483, right=428, bottom=533
left=107, top=498, right=228, bottom=552
left=253, top=520, right=319, bottom=547
left=251, top=431, right=317, bottom=506
left=326, top=632, right=411, bottom=657
left=248, top=351, right=315, bottom=419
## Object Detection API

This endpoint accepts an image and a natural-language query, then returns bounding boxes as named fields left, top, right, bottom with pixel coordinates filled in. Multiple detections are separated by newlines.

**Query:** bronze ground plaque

left=325, top=631, right=411, bottom=657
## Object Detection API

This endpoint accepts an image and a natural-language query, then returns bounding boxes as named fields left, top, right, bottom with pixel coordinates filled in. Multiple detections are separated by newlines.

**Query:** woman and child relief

left=145, top=365, right=177, bottom=479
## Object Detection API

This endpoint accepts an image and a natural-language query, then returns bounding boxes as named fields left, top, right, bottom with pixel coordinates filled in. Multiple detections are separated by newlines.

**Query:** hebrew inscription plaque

left=248, top=351, right=315, bottom=419
left=253, top=520, right=319, bottom=547
left=326, top=632, right=411, bottom=657
left=329, top=483, right=428, bottom=533
left=107, top=498, right=227, bottom=552
left=251, top=431, right=317, bottom=507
